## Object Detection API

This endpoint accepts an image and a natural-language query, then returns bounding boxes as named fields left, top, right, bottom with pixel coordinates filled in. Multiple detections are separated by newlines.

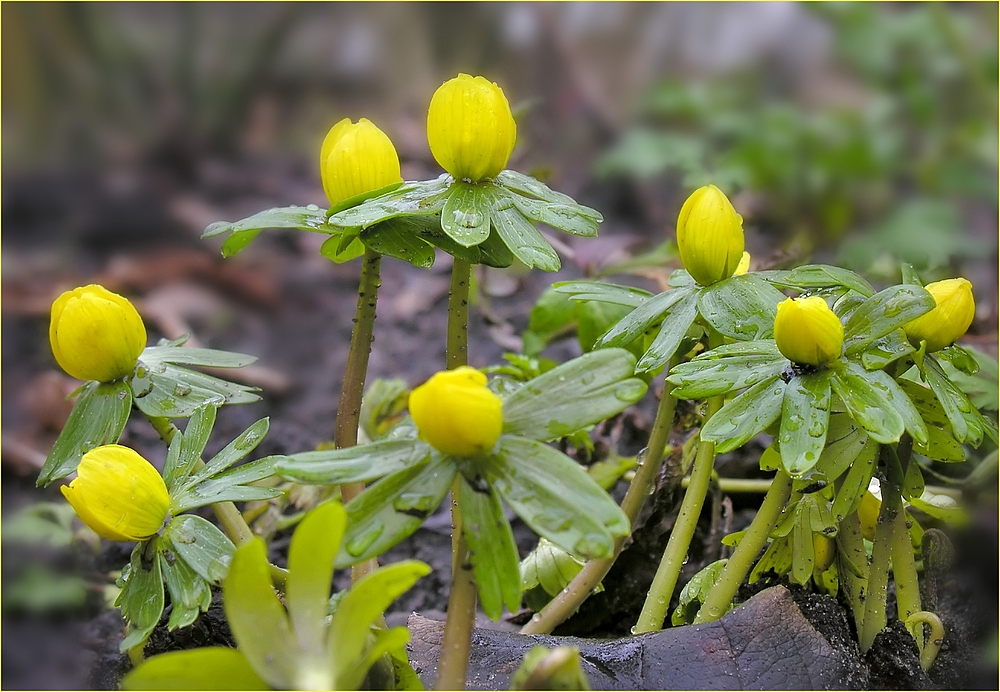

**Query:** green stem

left=635, top=331, right=726, bottom=634
left=521, top=370, right=679, bottom=635
left=694, top=470, right=794, bottom=624
left=678, top=476, right=961, bottom=499
left=435, top=257, right=475, bottom=691
left=905, top=611, right=945, bottom=672
left=145, top=414, right=288, bottom=588
left=335, top=248, right=383, bottom=583
left=837, top=512, right=871, bottom=634
left=891, top=506, right=923, bottom=642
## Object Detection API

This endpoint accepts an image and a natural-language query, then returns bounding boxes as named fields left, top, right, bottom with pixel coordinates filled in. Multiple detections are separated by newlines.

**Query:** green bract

left=276, top=349, right=646, bottom=620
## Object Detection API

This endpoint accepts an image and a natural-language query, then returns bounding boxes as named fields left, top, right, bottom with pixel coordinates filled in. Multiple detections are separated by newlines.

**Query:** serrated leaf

left=38, top=380, right=132, bottom=486
left=762, top=265, right=874, bottom=297
left=553, top=281, right=652, bottom=308
left=360, top=217, right=438, bottom=268
left=122, top=648, right=268, bottom=690
left=594, top=288, right=690, bottom=349
left=491, top=437, right=629, bottom=559
left=328, top=176, right=452, bottom=229
left=843, top=284, right=935, bottom=356
left=636, top=289, right=700, bottom=372
left=441, top=182, right=492, bottom=247
left=287, top=503, right=346, bottom=658
left=487, top=188, right=561, bottom=271
left=701, top=376, right=786, bottom=453
left=502, top=349, right=646, bottom=440
left=697, top=275, right=785, bottom=341
left=277, top=440, right=429, bottom=485
left=164, top=515, right=235, bottom=584
left=830, top=363, right=905, bottom=444
left=779, top=372, right=831, bottom=477
left=458, top=477, right=521, bottom=620
left=118, top=540, right=165, bottom=651
left=668, top=343, right=786, bottom=399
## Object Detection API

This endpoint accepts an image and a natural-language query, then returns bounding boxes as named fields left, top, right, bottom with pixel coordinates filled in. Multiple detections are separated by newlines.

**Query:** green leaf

left=577, top=301, right=636, bottom=355
left=594, top=288, right=689, bottom=349
left=441, top=182, right=492, bottom=247
left=495, top=170, right=582, bottom=207
left=908, top=492, right=967, bottom=525
left=328, top=176, right=452, bottom=229
left=353, top=627, right=415, bottom=692
left=508, top=193, right=601, bottom=237
left=185, top=418, right=269, bottom=486
left=223, top=539, right=296, bottom=689
left=163, top=404, right=218, bottom=491
left=672, top=559, right=729, bottom=626
left=277, top=440, right=429, bottom=485
left=173, top=457, right=283, bottom=510
left=553, top=280, right=652, bottom=308
left=287, top=503, right=346, bottom=658
left=636, top=289, right=700, bottom=372
left=936, top=345, right=981, bottom=377
left=701, top=376, right=785, bottom=453
left=118, top=540, right=166, bottom=651
left=812, top=415, right=872, bottom=483
left=843, top=284, right=935, bottom=356
left=668, top=342, right=786, bottom=399
left=491, top=437, right=629, bottom=559
left=221, top=230, right=263, bottom=258
left=830, top=363, right=905, bottom=444
left=502, top=349, right=647, bottom=440
left=914, top=426, right=966, bottom=463
left=122, top=648, right=269, bottom=690
left=523, top=287, right=578, bottom=351
left=132, top=362, right=259, bottom=419
left=141, top=346, right=257, bottom=369
left=474, top=228, right=517, bottom=268
left=922, top=357, right=983, bottom=445
left=762, top=264, right=874, bottom=297
left=2, top=502, right=78, bottom=549
left=320, top=234, right=366, bottom=264
left=697, top=275, right=785, bottom=341
left=458, top=477, right=521, bottom=620
left=487, top=188, right=561, bottom=271
left=37, top=380, right=131, bottom=486
left=937, top=346, right=998, bottom=411
left=863, top=367, right=928, bottom=445
left=902, top=458, right=924, bottom=500
left=164, top=515, right=235, bottom=584
left=4, top=566, right=89, bottom=614
left=859, top=330, right=915, bottom=371
left=360, top=217, right=438, bottom=268
left=203, top=205, right=334, bottom=239
left=159, top=542, right=213, bottom=630
left=337, top=455, right=456, bottom=567
left=329, top=561, right=431, bottom=689
left=831, top=440, right=878, bottom=522
left=779, top=372, right=832, bottom=477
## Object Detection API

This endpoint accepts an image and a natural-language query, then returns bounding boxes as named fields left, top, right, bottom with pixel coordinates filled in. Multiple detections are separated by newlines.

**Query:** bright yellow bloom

left=857, top=491, right=881, bottom=542
left=773, top=296, right=844, bottom=367
left=427, top=74, right=516, bottom=182
left=675, top=185, right=745, bottom=286
left=49, top=284, right=147, bottom=383
left=409, top=366, right=503, bottom=456
left=320, top=118, right=403, bottom=207
left=734, top=251, right=751, bottom=276
left=903, top=278, right=976, bottom=353
left=61, top=445, right=170, bottom=541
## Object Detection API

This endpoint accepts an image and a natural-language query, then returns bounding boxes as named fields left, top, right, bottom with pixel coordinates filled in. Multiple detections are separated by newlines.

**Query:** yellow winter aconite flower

left=903, top=278, right=976, bottom=353
left=409, top=366, right=503, bottom=457
left=320, top=118, right=403, bottom=208
left=49, top=284, right=147, bottom=383
left=773, top=296, right=844, bottom=367
left=427, top=74, right=516, bottom=182
left=61, top=445, right=170, bottom=541
left=734, top=251, right=752, bottom=276
left=675, top=185, right=745, bottom=286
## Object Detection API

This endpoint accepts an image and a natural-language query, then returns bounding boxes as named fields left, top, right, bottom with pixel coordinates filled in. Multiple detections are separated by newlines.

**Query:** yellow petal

left=675, top=186, right=745, bottom=286
left=320, top=117, right=402, bottom=207
left=903, top=278, right=976, bottom=353
left=773, top=296, right=844, bottom=367
left=409, top=366, right=503, bottom=457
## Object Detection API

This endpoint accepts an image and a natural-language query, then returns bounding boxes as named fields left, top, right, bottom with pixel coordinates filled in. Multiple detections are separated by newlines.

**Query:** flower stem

left=335, top=247, right=383, bottom=583
left=905, top=611, right=945, bottom=671
left=889, top=439, right=924, bottom=651
left=694, top=470, right=793, bottom=624
left=521, top=369, right=679, bottom=635
left=635, top=328, right=726, bottom=634
left=435, top=257, right=475, bottom=691
left=144, top=414, right=288, bottom=588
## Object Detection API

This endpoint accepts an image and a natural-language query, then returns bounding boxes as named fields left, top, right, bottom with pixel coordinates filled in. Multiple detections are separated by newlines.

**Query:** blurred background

left=3, top=2, right=997, bottom=688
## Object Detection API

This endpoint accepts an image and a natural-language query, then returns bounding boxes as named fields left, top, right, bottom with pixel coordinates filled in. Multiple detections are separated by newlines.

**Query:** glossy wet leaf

left=635, top=289, right=700, bottom=372
left=459, top=477, right=521, bottom=620
left=697, top=275, right=785, bottom=341
left=936, top=345, right=980, bottom=376
left=702, top=376, right=786, bottom=453
left=203, top=205, right=334, bottom=239
left=185, top=418, right=269, bottom=486
left=487, top=187, right=561, bottom=271
left=38, top=380, right=131, bottom=486
left=843, top=284, right=935, bottom=356
left=509, top=193, right=601, bottom=237
left=859, top=330, right=915, bottom=371
left=320, top=234, right=365, bottom=263
left=442, top=182, right=492, bottom=247
left=831, top=441, right=878, bottom=522
left=278, top=438, right=427, bottom=485
left=577, top=301, right=638, bottom=355
left=812, top=415, right=871, bottom=483
left=287, top=503, right=345, bottom=658
left=779, top=372, right=831, bottom=477
left=672, top=559, right=729, bottom=626
left=328, top=176, right=451, bottom=229
left=594, top=287, right=691, bottom=350
left=361, top=217, right=437, bottom=268
left=863, top=367, right=927, bottom=444
left=502, top=349, right=646, bottom=440
left=140, top=346, right=257, bottom=370
left=496, top=170, right=584, bottom=207
left=132, top=362, right=259, bottom=418
left=159, top=543, right=212, bottom=630
left=668, top=342, right=786, bottom=399
left=122, top=647, right=269, bottom=690
left=553, top=280, right=652, bottom=308
left=491, top=437, right=629, bottom=560
left=118, top=540, right=165, bottom=651
left=173, top=456, right=283, bottom=510
left=830, top=363, right=904, bottom=444
left=163, top=404, right=218, bottom=491
left=914, top=425, right=965, bottom=462
left=908, top=492, right=967, bottom=525
left=902, top=458, right=924, bottom=500
left=921, top=356, right=982, bottom=445
left=474, top=228, right=517, bottom=268
left=336, top=454, right=455, bottom=567
left=762, top=264, right=874, bottom=297
left=224, top=539, right=296, bottom=689
left=329, top=560, right=431, bottom=689
left=164, top=514, right=235, bottom=584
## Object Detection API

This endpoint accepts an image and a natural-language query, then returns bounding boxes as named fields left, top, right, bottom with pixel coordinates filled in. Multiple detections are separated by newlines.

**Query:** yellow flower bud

left=734, top=251, right=751, bottom=276
left=675, top=185, right=745, bottom=286
left=812, top=534, right=836, bottom=573
left=426, top=74, right=516, bottom=182
left=773, top=296, right=844, bottom=367
left=857, top=491, right=881, bottom=542
left=49, top=284, right=147, bottom=383
left=409, top=366, right=503, bottom=457
left=320, top=118, right=403, bottom=207
left=903, top=278, right=976, bottom=353
left=61, top=445, right=170, bottom=541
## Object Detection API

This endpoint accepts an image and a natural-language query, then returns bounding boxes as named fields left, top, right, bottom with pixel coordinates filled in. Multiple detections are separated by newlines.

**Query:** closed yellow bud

left=409, top=366, right=503, bottom=457
left=320, top=118, right=403, bottom=207
left=903, top=278, right=976, bottom=353
left=61, top=445, right=170, bottom=541
left=427, top=74, right=516, bottom=182
left=773, top=296, right=844, bottom=367
left=857, top=491, right=881, bottom=542
left=49, top=284, right=147, bottom=383
left=675, top=185, right=745, bottom=286
left=734, top=251, right=751, bottom=276
left=813, top=534, right=836, bottom=573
